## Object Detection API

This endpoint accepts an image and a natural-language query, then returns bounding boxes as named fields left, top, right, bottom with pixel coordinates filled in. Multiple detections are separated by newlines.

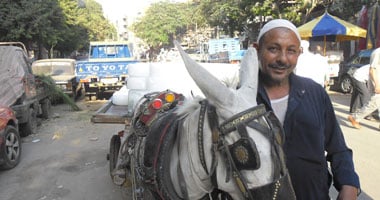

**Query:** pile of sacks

left=112, top=61, right=240, bottom=114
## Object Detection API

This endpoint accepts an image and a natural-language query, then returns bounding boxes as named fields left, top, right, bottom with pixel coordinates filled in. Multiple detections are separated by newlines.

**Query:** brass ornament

left=234, top=145, right=249, bottom=164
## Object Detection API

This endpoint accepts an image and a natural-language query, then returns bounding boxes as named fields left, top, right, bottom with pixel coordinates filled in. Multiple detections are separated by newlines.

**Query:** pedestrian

left=349, top=64, right=371, bottom=114
left=253, top=19, right=360, bottom=199
left=348, top=47, right=380, bottom=129
left=295, top=40, right=329, bottom=88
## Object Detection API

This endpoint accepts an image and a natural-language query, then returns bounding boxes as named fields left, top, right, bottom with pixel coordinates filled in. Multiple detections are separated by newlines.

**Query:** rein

left=197, top=100, right=290, bottom=200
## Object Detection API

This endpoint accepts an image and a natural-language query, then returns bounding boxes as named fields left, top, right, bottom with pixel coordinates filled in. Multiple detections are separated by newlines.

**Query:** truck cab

left=76, top=41, right=139, bottom=100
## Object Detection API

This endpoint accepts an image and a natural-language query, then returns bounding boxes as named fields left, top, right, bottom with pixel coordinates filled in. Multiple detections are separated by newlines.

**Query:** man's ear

left=252, top=42, right=259, bottom=51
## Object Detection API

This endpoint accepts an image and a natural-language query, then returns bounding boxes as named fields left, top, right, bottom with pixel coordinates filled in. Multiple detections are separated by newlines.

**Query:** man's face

left=257, top=27, right=301, bottom=85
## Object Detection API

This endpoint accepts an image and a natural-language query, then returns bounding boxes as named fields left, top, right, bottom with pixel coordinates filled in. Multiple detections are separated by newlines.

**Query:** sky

left=95, top=0, right=155, bottom=23
left=95, top=0, right=188, bottom=24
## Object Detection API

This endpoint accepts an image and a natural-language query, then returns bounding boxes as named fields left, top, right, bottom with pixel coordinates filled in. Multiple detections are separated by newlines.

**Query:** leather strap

left=221, top=141, right=255, bottom=200
left=206, top=103, right=220, bottom=188
left=219, top=104, right=266, bottom=135
left=198, top=100, right=209, bottom=174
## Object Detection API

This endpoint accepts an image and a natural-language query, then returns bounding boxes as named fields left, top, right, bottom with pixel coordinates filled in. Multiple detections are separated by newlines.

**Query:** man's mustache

left=268, top=63, right=291, bottom=70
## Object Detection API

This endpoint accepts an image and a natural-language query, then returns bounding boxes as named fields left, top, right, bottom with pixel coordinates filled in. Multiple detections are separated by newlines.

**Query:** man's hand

left=337, top=185, right=359, bottom=200
left=375, top=86, right=380, bottom=94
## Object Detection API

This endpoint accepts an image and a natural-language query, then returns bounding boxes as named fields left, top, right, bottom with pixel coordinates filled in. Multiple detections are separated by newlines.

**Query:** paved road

left=0, top=101, right=128, bottom=200
left=328, top=91, right=379, bottom=200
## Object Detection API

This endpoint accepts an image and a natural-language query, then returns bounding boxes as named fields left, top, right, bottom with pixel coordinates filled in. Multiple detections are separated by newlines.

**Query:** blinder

left=228, top=132, right=260, bottom=170
left=219, top=104, right=267, bottom=171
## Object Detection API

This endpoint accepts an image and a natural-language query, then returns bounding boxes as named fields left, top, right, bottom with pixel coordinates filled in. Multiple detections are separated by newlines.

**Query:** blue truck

left=76, top=41, right=139, bottom=99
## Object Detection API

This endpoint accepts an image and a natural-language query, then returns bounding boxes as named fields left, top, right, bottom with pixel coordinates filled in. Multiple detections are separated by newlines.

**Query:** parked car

left=31, top=58, right=82, bottom=100
left=337, top=49, right=374, bottom=93
left=0, top=105, right=21, bottom=170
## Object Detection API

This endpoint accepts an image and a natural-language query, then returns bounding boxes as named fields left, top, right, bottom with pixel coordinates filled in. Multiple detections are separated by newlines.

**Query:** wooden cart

left=91, top=99, right=131, bottom=125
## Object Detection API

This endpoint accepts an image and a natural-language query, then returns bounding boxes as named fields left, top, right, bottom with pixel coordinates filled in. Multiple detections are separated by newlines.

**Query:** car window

left=359, top=56, right=370, bottom=65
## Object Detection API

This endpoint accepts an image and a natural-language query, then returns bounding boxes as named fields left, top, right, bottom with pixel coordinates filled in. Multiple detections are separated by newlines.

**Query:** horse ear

left=238, top=47, right=259, bottom=97
left=174, top=41, right=234, bottom=106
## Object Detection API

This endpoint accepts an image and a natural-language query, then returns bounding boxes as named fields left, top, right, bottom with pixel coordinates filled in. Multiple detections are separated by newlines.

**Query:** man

left=254, top=19, right=360, bottom=199
left=349, top=64, right=370, bottom=114
left=348, top=47, right=380, bottom=129
left=295, top=40, right=329, bottom=88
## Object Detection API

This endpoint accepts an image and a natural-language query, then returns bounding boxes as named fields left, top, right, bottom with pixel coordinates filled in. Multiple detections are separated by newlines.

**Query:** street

left=0, top=100, right=128, bottom=200
left=0, top=91, right=378, bottom=200
left=328, top=91, right=379, bottom=200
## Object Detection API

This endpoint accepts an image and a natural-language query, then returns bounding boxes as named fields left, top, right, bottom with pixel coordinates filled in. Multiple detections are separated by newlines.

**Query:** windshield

left=51, top=62, right=74, bottom=75
left=32, top=60, right=75, bottom=76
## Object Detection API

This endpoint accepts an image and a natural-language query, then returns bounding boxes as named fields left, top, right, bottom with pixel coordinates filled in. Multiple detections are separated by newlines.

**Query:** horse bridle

left=197, top=100, right=288, bottom=200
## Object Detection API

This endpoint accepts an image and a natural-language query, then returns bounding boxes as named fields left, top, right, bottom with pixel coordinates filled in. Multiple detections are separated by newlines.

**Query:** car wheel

left=20, top=107, right=38, bottom=137
left=0, top=125, right=22, bottom=170
left=340, top=76, right=353, bottom=94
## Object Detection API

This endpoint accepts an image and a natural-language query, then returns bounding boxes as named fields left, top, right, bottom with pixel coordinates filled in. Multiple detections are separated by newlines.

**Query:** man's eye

left=268, top=47, right=278, bottom=53
left=287, top=49, right=297, bottom=54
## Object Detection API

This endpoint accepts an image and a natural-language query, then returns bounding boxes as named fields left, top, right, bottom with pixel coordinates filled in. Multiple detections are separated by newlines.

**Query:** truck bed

left=91, top=99, right=131, bottom=124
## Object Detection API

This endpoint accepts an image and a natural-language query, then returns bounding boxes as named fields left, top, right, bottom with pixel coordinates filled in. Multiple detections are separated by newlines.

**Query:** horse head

left=169, top=41, right=295, bottom=199
left=175, top=41, right=258, bottom=116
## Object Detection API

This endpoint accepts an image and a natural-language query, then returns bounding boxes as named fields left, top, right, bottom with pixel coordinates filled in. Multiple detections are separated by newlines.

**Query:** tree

left=196, top=0, right=306, bottom=42
left=329, top=0, right=375, bottom=22
left=78, top=0, right=116, bottom=41
left=53, top=0, right=88, bottom=56
left=0, top=0, right=116, bottom=58
left=0, top=0, right=66, bottom=58
left=198, top=0, right=249, bottom=38
left=56, top=0, right=116, bottom=55
left=131, top=1, right=204, bottom=49
left=1, top=0, right=369, bottom=58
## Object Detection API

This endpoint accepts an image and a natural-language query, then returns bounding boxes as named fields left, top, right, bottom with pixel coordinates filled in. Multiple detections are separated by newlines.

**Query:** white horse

left=124, top=41, right=296, bottom=200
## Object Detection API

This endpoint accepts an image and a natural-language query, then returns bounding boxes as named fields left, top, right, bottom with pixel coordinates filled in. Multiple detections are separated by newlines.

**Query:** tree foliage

left=330, top=0, right=376, bottom=22
left=55, top=0, right=89, bottom=55
left=196, top=0, right=306, bottom=41
left=0, top=0, right=375, bottom=57
left=79, top=0, right=116, bottom=41
left=0, top=0, right=116, bottom=58
left=131, top=1, right=205, bottom=48
left=0, top=0, right=64, bottom=52
left=198, top=0, right=248, bottom=37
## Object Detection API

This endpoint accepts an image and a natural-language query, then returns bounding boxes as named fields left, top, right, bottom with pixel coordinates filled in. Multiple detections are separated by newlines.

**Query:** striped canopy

left=298, top=12, right=367, bottom=41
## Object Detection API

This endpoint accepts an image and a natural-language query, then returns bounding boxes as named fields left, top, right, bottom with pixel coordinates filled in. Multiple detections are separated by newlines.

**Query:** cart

left=94, top=90, right=184, bottom=199
left=91, top=99, right=131, bottom=184
left=91, top=99, right=131, bottom=124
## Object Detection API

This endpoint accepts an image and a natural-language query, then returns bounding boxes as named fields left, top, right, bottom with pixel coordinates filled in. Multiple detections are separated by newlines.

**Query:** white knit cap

left=257, top=19, right=301, bottom=43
